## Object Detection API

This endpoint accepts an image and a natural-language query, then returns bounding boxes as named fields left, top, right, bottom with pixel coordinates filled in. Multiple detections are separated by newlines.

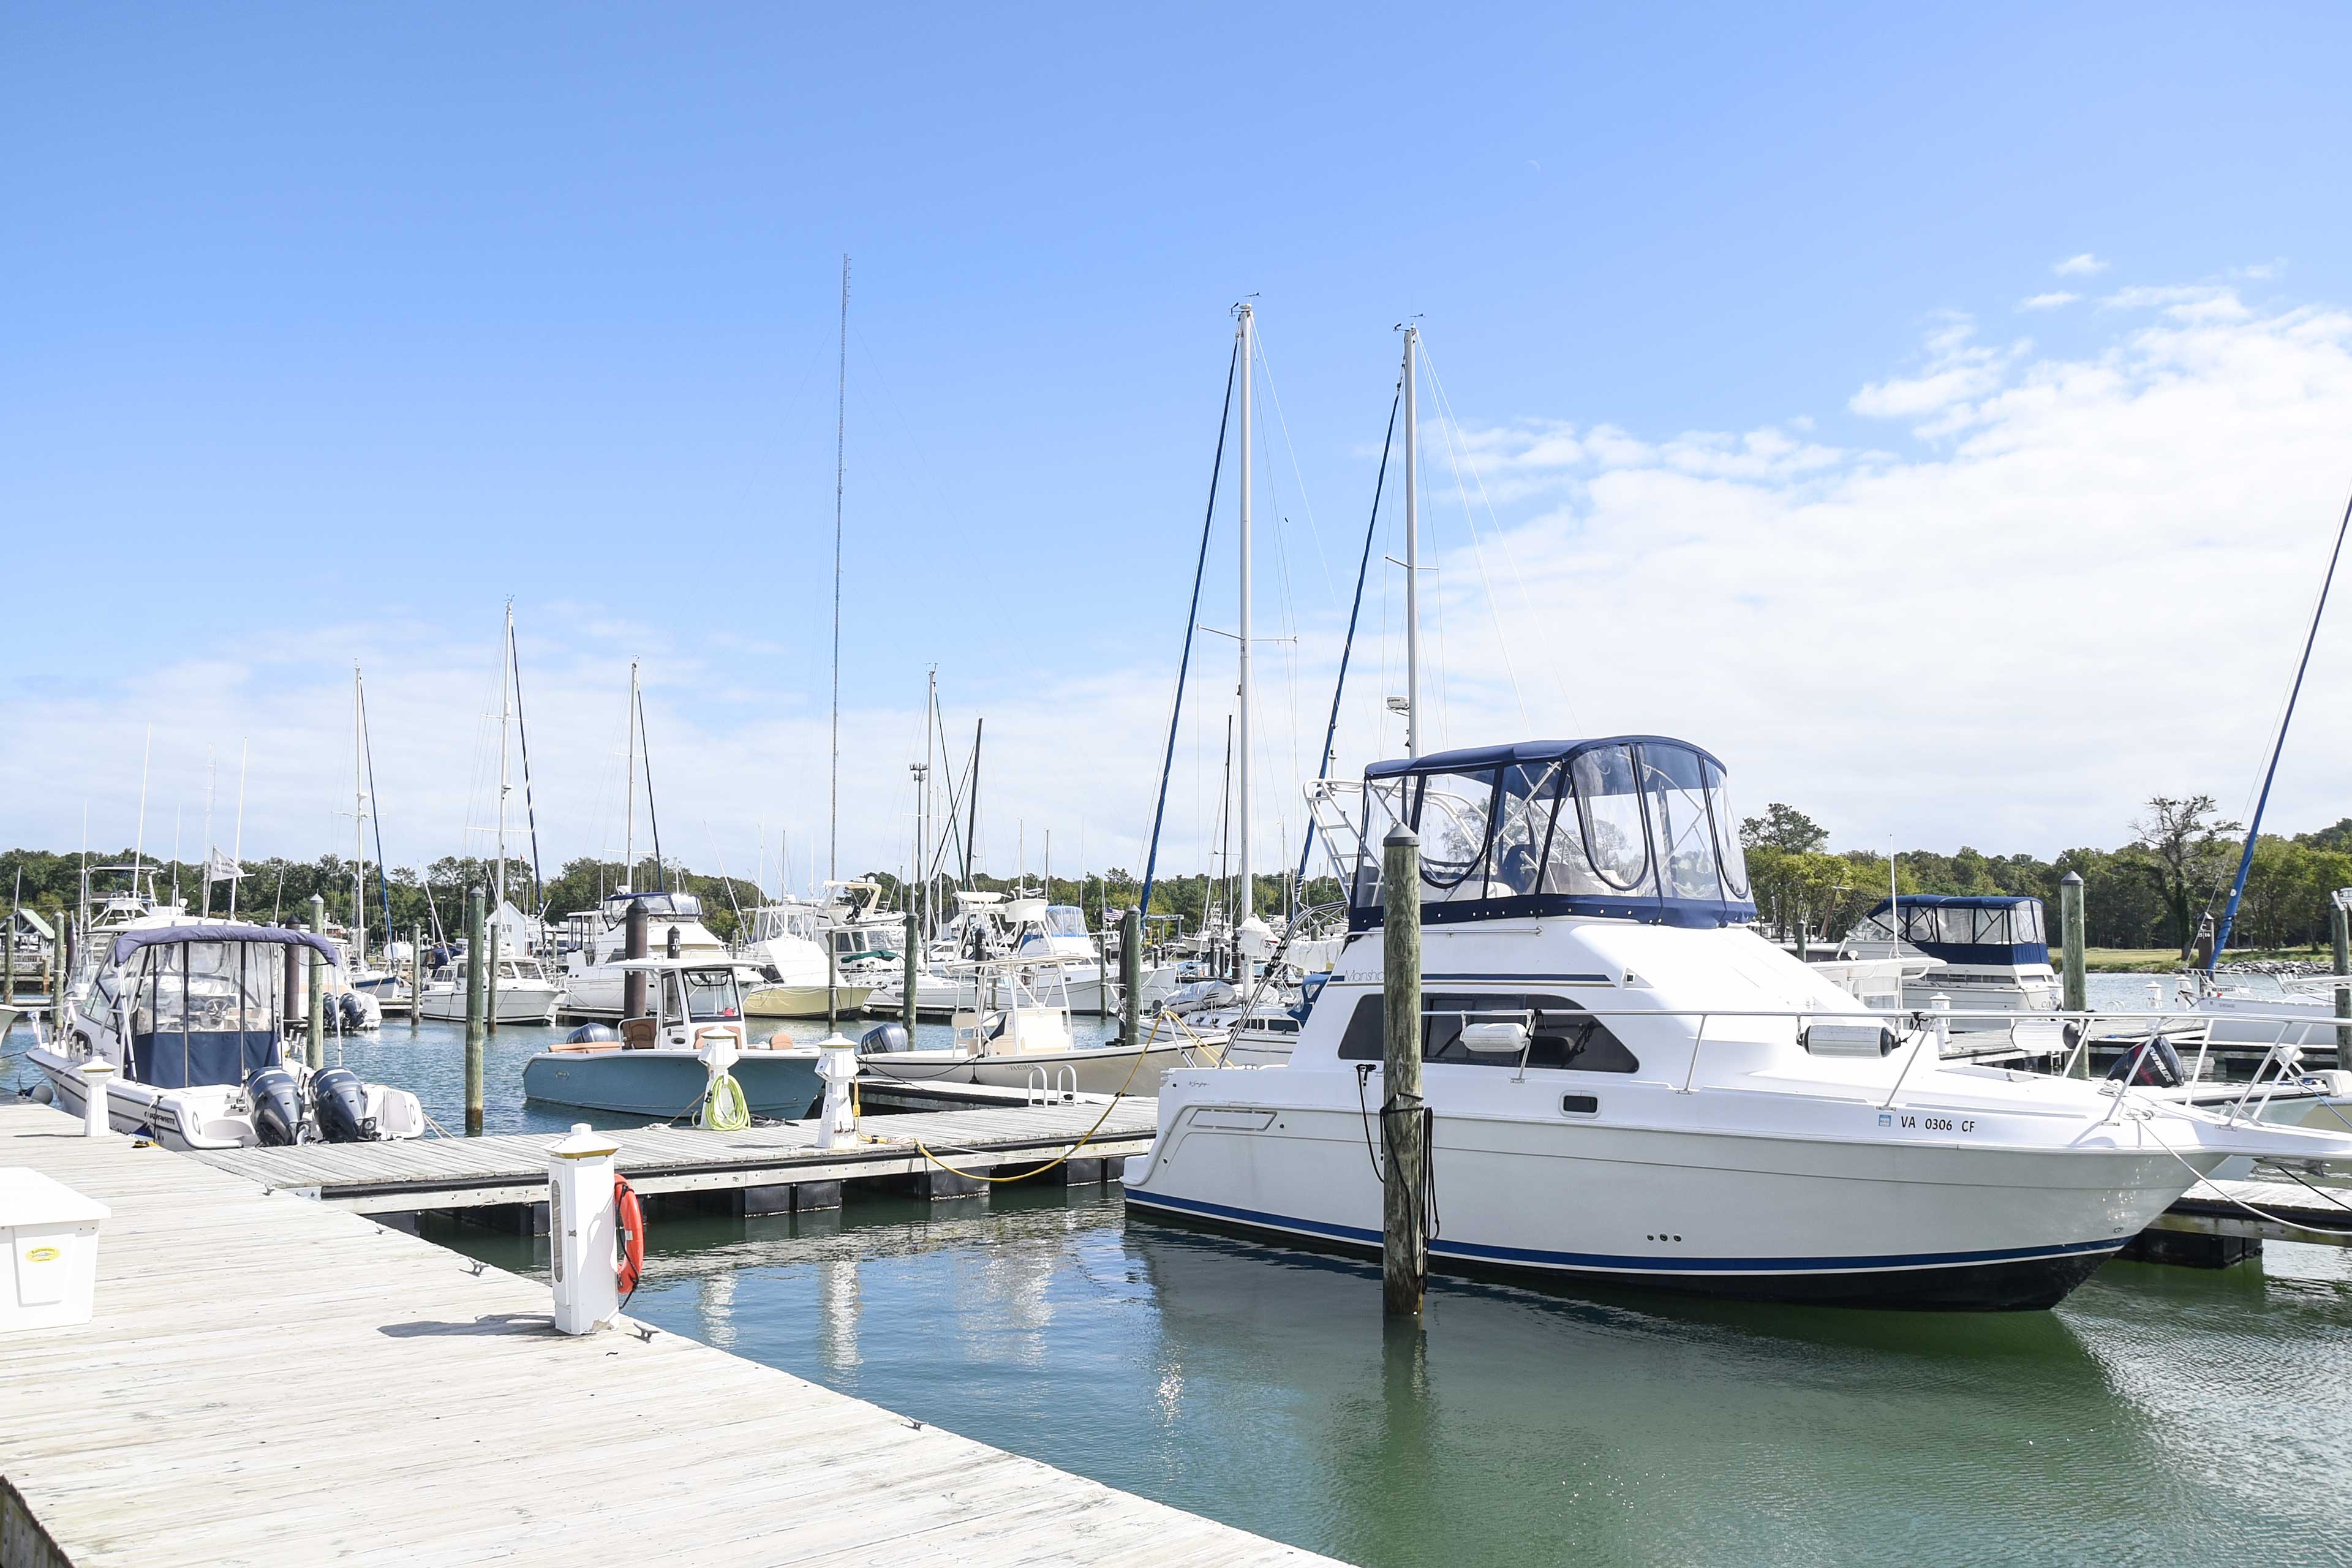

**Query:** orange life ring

left=614, top=1174, right=646, bottom=1296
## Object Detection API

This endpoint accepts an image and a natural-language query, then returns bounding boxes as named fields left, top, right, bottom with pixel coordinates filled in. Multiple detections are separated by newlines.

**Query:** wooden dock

left=183, top=1092, right=1159, bottom=1215
left=0, top=1101, right=1322, bottom=1568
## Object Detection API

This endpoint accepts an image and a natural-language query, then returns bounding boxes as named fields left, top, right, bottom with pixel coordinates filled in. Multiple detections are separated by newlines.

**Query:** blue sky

left=9, top=6, right=2352, bottom=883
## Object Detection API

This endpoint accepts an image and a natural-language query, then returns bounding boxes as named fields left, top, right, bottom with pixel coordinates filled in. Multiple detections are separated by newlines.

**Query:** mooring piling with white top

left=306, top=894, right=326, bottom=1068
left=547, top=1122, right=621, bottom=1335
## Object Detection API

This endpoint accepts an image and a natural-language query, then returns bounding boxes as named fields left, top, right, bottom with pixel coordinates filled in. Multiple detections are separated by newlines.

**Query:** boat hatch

left=1349, top=737, right=1755, bottom=931
left=1851, top=895, right=2049, bottom=966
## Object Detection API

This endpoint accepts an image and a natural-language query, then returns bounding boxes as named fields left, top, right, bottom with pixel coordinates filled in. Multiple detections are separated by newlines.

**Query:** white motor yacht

left=559, top=890, right=731, bottom=1020
left=1123, top=737, right=2352, bottom=1310
left=1841, top=895, right=2059, bottom=1030
left=416, top=949, right=564, bottom=1025
left=739, top=901, right=875, bottom=1019
left=28, top=922, right=425, bottom=1150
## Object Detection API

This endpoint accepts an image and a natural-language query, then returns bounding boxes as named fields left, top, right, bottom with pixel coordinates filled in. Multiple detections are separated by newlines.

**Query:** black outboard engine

left=339, top=992, right=367, bottom=1031
left=247, top=1066, right=304, bottom=1147
left=2106, top=1035, right=2188, bottom=1088
left=565, top=1022, right=617, bottom=1046
left=859, top=1022, right=910, bottom=1054
left=309, top=1067, right=374, bottom=1142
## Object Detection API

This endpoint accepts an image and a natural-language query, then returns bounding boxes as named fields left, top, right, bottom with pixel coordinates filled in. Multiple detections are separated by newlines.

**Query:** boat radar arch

left=1348, top=736, right=1755, bottom=932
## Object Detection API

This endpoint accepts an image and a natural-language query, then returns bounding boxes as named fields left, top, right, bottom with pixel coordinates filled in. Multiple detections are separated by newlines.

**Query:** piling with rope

left=1381, top=824, right=1427, bottom=1317
left=464, top=885, right=486, bottom=1134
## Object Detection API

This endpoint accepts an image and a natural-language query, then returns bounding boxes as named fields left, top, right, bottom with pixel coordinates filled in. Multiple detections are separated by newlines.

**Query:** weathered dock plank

left=0, top=1102, right=1323, bottom=1568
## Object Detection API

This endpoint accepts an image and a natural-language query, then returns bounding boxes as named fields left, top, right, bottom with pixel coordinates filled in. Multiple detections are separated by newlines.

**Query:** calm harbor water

left=8, top=974, right=2350, bottom=1563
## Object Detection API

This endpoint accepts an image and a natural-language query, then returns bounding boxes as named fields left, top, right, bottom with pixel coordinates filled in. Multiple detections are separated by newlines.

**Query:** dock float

left=181, top=1091, right=1159, bottom=1216
left=0, top=1101, right=1322, bottom=1568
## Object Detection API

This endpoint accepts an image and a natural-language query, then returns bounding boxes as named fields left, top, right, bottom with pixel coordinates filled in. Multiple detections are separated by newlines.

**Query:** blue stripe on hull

left=1123, top=1187, right=2121, bottom=1277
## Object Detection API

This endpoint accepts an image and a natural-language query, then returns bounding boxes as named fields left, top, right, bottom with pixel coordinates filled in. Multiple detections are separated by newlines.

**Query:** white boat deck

left=0, top=1101, right=1322, bottom=1567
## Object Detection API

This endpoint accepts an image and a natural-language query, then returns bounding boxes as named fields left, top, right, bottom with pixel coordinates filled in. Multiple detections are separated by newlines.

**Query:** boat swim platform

left=183, top=1090, right=1162, bottom=1216
left=0, top=1102, right=1325, bottom=1568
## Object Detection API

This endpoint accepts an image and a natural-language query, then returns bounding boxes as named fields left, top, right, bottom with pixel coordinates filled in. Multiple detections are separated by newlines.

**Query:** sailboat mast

left=496, top=606, right=512, bottom=929
left=1236, top=301, right=1253, bottom=924
left=831, top=252, right=848, bottom=891
left=924, top=667, right=937, bottom=936
left=624, top=659, right=639, bottom=891
left=1402, top=325, right=1421, bottom=759
left=354, top=663, right=367, bottom=962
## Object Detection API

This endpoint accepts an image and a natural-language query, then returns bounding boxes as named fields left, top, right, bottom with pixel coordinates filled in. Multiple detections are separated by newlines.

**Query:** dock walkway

left=0, top=1101, right=1322, bottom=1568
left=186, top=1093, right=1159, bottom=1214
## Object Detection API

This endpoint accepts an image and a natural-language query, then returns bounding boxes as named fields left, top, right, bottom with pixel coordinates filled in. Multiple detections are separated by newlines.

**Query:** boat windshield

left=123, top=940, right=284, bottom=1088
left=1041, top=906, right=1087, bottom=938
left=1350, top=737, right=1754, bottom=931
left=608, top=892, right=702, bottom=922
left=680, top=968, right=740, bottom=1021
left=1853, top=897, right=2048, bottom=962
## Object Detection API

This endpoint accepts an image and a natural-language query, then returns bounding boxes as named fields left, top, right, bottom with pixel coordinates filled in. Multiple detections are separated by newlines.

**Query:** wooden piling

left=902, top=911, right=918, bottom=1036
left=1381, top=824, right=1426, bottom=1317
left=464, top=885, right=486, bottom=1134
left=622, top=901, right=649, bottom=1021
left=4, top=900, right=15, bottom=1006
left=2060, top=871, right=2087, bottom=1077
left=409, top=923, right=422, bottom=1030
left=2333, top=895, right=2350, bottom=1058
left=1120, top=907, right=1140, bottom=1046
left=484, top=907, right=500, bottom=1036
left=306, top=894, right=325, bottom=1068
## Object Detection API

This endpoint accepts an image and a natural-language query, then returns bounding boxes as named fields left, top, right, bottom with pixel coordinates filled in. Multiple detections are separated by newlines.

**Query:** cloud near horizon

left=9, top=275, right=2352, bottom=881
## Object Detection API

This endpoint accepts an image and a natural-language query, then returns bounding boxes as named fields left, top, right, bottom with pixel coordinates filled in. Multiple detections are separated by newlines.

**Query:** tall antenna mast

left=1402, top=324, right=1422, bottom=759
left=831, top=252, right=849, bottom=888
left=496, top=605, right=513, bottom=929
left=354, top=663, right=368, bottom=961
left=1235, top=301, right=1254, bottom=925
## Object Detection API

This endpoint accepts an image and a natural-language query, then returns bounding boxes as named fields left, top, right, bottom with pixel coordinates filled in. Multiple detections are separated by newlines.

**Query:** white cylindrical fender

left=547, top=1123, right=620, bottom=1335
left=815, top=1033, right=859, bottom=1150
left=78, top=1060, right=115, bottom=1138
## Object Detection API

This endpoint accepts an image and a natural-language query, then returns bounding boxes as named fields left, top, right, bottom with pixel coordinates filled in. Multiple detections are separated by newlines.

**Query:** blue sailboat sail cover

left=1349, top=737, right=1757, bottom=931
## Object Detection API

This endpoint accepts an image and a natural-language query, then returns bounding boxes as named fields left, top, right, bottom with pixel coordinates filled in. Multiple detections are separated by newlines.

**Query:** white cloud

left=2019, top=292, right=2079, bottom=311
left=2054, top=253, right=2109, bottom=276
left=15, top=280, right=2352, bottom=871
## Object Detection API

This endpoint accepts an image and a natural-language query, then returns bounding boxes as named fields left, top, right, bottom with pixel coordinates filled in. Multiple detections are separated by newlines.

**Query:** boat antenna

left=1298, top=383, right=1401, bottom=885
left=2210, top=483, right=2352, bottom=971
left=358, top=668, right=394, bottom=941
left=1138, top=329, right=1241, bottom=924
left=1236, top=301, right=1254, bottom=929
left=963, top=718, right=983, bottom=888
left=1401, top=322, right=1422, bottom=759
left=636, top=682, right=666, bottom=892
left=622, top=659, right=638, bottom=893
left=228, top=739, right=247, bottom=919
left=132, top=725, right=152, bottom=899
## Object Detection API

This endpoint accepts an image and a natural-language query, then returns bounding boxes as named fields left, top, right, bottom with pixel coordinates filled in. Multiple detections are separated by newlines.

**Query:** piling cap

left=816, top=1032, right=857, bottom=1051
left=549, top=1122, right=620, bottom=1161
left=2061, top=870, right=2084, bottom=886
left=1383, top=824, right=1420, bottom=848
left=78, top=1060, right=116, bottom=1078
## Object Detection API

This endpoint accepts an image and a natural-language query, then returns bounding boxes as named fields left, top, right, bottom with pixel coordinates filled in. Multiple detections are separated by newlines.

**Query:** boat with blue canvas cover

left=523, top=958, right=822, bottom=1118
left=1124, top=735, right=2352, bottom=1310
left=1841, top=894, right=2059, bottom=1031
left=28, top=920, right=425, bottom=1150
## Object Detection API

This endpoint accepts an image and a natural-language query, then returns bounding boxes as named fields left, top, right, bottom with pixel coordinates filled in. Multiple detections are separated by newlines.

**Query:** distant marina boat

left=28, top=921, right=425, bottom=1149
left=1839, top=894, right=2059, bottom=1030
left=524, top=959, right=820, bottom=1118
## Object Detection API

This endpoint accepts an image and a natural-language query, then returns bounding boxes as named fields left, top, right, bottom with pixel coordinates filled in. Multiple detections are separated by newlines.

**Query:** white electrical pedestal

left=78, top=1060, right=115, bottom=1138
left=547, top=1123, right=620, bottom=1335
left=815, top=1033, right=858, bottom=1150
left=0, top=1168, right=111, bottom=1335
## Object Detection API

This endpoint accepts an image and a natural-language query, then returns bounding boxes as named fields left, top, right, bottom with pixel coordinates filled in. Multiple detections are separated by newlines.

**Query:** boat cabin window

left=1575, top=744, right=1651, bottom=894
left=1336, top=993, right=1638, bottom=1072
left=1042, top=905, right=1087, bottom=938
left=677, top=968, right=740, bottom=1022
left=121, top=940, right=285, bottom=1088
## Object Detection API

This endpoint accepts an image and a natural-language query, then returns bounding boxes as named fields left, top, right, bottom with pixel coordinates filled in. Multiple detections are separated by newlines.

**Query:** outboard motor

left=859, top=1022, right=910, bottom=1055
left=247, top=1066, right=304, bottom=1147
left=565, top=1022, right=617, bottom=1046
left=338, top=992, right=367, bottom=1032
left=2106, top=1035, right=2188, bottom=1088
left=309, top=1066, right=374, bottom=1143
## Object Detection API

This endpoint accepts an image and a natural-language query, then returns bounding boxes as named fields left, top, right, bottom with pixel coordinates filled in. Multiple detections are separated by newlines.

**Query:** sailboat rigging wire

left=1422, top=361, right=1528, bottom=726
left=357, top=674, right=394, bottom=940
left=1139, top=337, right=1240, bottom=924
left=636, top=690, right=666, bottom=892
left=2210, top=481, right=2352, bottom=971
left=1298, top=386, right=1401, bottom=885
left=1250, top=321, right=1339, bottom=606
left=507, top=622, right=546, bottom=911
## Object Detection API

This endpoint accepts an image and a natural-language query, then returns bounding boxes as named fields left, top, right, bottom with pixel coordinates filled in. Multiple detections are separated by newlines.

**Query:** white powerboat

left=1841, top=895, right=2059, bottom=1030
left=28, top=922, right=425, bottom=1150
left=739, top=901, right=874, bottom=1019
left=559, top=890, right=731, bottom=1020
left=524, top=959, right=821, bottom=1118
left=1124, top=736, right=2352, bottom=1310
left=416, top=949, right=564, bottom=1025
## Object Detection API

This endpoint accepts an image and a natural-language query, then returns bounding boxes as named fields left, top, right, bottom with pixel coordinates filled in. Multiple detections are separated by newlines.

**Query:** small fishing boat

left=28, top=922, right=425, bottom=1150
left=523, top=959, right=821, bottom=1117
left=416, top=945, right=564, bottom=1025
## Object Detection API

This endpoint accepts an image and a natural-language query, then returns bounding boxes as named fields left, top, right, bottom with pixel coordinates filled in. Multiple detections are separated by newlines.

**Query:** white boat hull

left=859, top=1040, right=1208, bottom=1098
left=744, top=983, right=875, bottom=1019
left=417, top=980, right=563, bottom=1024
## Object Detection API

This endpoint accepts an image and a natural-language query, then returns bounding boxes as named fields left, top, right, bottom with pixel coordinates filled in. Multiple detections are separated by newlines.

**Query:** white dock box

left=0, top=1168, right=111, bottom=1335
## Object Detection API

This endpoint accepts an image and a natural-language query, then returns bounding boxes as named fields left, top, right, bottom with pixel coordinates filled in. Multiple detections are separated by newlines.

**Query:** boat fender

left=246, top=1066, right=304, bottom=1146
left=2105, top=1035, right=2187, bottom=1088
left=309, top=1066, right=374, bottom=1142
left=565, top=1022, right=617, bottom=1046
left=614, top=1174, right=646, bottom=1297
left=859, top=1023, right=910, bottom=1054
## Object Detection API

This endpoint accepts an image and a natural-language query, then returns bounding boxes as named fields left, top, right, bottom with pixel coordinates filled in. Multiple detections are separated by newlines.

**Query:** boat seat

left=620, top=1017, right=659, bottom=1050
